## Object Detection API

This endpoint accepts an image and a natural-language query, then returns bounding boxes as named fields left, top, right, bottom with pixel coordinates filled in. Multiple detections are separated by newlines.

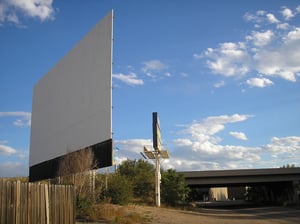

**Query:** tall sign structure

left=143, top=112, right=169, bottom=207
left=29, top=11, right=114, bottom=182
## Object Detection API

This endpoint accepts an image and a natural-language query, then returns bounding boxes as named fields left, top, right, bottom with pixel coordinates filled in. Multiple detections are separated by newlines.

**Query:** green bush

left=102, top=173, right=133, bottom=205
left=76, top=196, right=95, bottom=221
left=161, top=169, right=190, bottom=206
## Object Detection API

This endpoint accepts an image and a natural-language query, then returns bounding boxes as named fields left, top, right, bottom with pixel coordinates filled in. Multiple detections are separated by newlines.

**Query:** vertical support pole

left=105, top=167, right=108, bottom=190
left=155, top=153, right=161, bottom=207
left=292, top=180, right=299, bottom=204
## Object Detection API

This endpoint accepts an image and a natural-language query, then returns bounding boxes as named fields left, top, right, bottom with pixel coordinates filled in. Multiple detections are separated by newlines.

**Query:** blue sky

left=1, top=0, right=300, bottom=177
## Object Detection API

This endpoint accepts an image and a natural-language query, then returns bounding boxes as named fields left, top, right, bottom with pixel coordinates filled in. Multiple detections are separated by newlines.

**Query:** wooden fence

left=0, top=179, right=75, bottom=224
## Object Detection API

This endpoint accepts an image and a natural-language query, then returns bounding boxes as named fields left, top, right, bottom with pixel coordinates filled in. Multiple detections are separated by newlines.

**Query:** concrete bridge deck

left=181, top=168, right=300, bottom=187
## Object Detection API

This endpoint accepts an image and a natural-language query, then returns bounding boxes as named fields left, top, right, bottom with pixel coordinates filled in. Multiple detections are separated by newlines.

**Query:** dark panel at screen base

left=29, top=139, right=113, bottom=182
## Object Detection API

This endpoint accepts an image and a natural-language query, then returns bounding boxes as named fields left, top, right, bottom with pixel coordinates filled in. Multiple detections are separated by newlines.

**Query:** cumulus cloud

left=253, top=29, right=300, bottom=82
left=113, top=72, right=144, bottom=86
left=0, top=0, right=55, bottom=27
left=0, top=111, right=31, bottom=127
left=266, top=13, right=280, bottom=23
left=281, top=7, right=295, bottom=20
left=113, top=139, right=153, bottom=165
left=198, top=5, right=300, bottom=85
left=246, top=77, right=274, bottom=88
left=246, top=30, right=274, bottom=47
left=204, top=42, right=250, bottom=77
left=264, top=136, right=300, bottom=153
left=229, top=131, right=248, bottom=141
left=112, top=114, right=300, bottom=170
left=186, top=114, right=251, bottom=137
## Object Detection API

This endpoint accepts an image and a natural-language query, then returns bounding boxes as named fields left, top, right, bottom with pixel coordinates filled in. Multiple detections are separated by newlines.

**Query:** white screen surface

left=29, top=11, right=113, bottom=167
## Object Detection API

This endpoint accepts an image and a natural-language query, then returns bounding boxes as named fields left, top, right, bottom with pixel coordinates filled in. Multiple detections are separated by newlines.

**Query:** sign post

left=143, top=112, right=169, bottom=207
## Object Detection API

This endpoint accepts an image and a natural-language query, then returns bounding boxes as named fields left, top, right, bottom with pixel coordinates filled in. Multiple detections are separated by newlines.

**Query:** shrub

left=102, top=173, right=133, bottom=205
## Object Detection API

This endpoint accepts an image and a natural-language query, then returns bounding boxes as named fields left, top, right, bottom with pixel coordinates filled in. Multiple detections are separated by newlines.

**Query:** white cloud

left=281, top=7, right=294, bottom=20
left=200, top=6, right=300, bottom=83
left=285, top=27, right=300, bottom=42
left=0, top=144, right=17, bottom=155
left=112, top=115, right=300, bottom=171
left=244, top=10, right=280, bottom=25
left=0, top=0, right=55, bottom=26
left=246, top=30, right=274, bottom=47
left=243, top=11, right=264, bottom=23
left=264, top=136, right=300, bottom=152
left=193, top=53, right=202, bottom=59
left=0, top=111, right=31, bottom=126
left=142, top=60, right=168, bottom=73
left=113, top=139, right=153, bottom=165
left=246, top=77, right=273, bottom=88
left=253, top=30, right=300, bottom=82
left=229, top=131, right=248, bottom=141
left=266, top=13, right=279, bottom=23
left=214, top=80, right=225, bottom=88
left=203, top=42, right=250, bottom=77
left=113, top=72, right=144, bottom=86
left=178, top=114, right=251, bottom=147
left=276, top=22, right=290, bottom=30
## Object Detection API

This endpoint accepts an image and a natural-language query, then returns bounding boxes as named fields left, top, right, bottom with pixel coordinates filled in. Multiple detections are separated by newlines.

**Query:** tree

left=57, top=148, right=97, bottom=199
left=57, top=148, right=99, bottom=219
left=118, top=159, right=155, bottom=204
left=281, top=164, right=297, bottom=168
left=102, top=173, right=133, bottom=205
left=161, top=169, right=190, bottom=206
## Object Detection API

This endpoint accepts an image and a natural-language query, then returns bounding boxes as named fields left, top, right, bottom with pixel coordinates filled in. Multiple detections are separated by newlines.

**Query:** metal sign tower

left=143, top=112, right=170, bottom=207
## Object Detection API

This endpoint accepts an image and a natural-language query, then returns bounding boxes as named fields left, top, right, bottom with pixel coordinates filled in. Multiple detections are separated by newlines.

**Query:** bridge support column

left=292, top=180, right=300, bottom=204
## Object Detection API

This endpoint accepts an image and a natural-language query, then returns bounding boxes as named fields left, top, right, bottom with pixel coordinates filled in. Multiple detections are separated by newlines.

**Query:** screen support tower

left=143, top=112, right=169, bottom=207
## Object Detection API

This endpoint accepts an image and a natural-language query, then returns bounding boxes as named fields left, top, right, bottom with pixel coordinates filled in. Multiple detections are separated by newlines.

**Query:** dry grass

left=90, top=203, right=149, bottom=224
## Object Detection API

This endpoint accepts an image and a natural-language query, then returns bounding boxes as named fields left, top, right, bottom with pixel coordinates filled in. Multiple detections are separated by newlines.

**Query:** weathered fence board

left=0, top=179, right=75, bottom=224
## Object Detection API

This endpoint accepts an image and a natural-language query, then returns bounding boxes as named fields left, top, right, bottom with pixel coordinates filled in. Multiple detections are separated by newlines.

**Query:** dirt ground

left=130, top=205, right=300, bottom=224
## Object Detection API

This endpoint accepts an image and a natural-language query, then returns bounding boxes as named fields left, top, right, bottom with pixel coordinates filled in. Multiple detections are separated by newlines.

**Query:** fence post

left=45, top=184, right=50, bottom=224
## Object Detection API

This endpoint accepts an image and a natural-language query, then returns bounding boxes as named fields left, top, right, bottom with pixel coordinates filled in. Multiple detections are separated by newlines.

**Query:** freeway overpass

left=181, top=168, right=300, bottom=187
left=181, top=168, right=300, bottom=203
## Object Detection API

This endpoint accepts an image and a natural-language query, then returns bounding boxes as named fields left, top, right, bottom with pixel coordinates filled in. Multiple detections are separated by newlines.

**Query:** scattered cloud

left=281, top=7, right=295, bottom=21
left=112, top=109, right=300, bottom=170
left=184, top=114, right=251, bottom=138
left=0, top=111, right=31, bottom=127
left=264, top=136, right=300, bottom=153
left=229, top=131, right=248, bottom=141
left=246, top=30, right=274, bottom=47
left=114, top=114, right=258, bottom=170
left=113, top=139, right=152, bottom=164
left=142, top=60, right=168, bottom=73
left=203, top=42, right=250, bottom=77
left=141, top=60, right=169, bottom=79
left=246, top=77, right=274, bottom=88
left=214, top=80, right=225, bottom=88
left=197, top=5, right=300, bottom=84
left=0, top=143, right=17, bottom=155
left=113, top=72, right=144, bottom=86
left=266, top=13, right=279, bottom=24
left=114, top=116, right=300, bottom=170
left=0, top=0, right=55, bottom=27
left=193, top=53, right=202, bottom=59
